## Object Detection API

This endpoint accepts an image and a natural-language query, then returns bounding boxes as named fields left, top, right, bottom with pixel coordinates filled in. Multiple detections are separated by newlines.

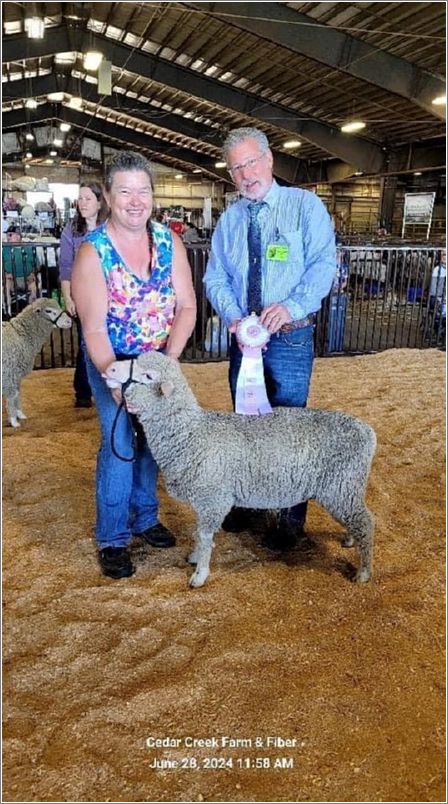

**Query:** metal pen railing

left=2, top=242, right=445, bottom=369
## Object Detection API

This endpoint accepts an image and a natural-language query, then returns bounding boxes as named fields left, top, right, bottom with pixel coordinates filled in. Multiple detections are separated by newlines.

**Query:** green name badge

left=266, top=244, right=289, bottom=261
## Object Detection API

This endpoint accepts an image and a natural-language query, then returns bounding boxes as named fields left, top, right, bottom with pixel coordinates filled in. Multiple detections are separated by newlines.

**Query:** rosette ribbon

left=235, top=313, right=273, bottom=415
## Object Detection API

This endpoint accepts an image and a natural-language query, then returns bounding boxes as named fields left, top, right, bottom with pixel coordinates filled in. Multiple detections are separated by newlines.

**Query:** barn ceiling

left=2, top=1, right=446, bottom=184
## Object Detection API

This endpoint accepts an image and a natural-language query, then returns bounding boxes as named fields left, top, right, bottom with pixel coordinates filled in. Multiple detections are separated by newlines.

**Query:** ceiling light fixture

left=60, top=123, right=71, bottom=132
left=67, top=96, right=83, bottom=109
left=354, top=171, right=363, bottom=176
left=45, top=158, right=54, bottom=164
left=215, top=161, right=226, bottom=168
left=413, top=172, right=422, bottom=176
left=25, top=132, right=35, bottom=141
left=192, top=169, right=202, bottom=173
left=174, top=174, right=183, bottom=179
left=24, top=16, right=45, bottom=39
left=47, top=92, right=65, bottom=102
left=25, top=99, right=38, bottom=109
left=25, top=164, right=31, bottom=169
left=340, top=120, right=366, bottom=133
left=432, top=94, right=446, bottom=106
left=83, top=51, right=103, bottom=71
left=26, top=151, right=33, bottom=158
left=283, top=140, right=301, bottom=149
left=50, top=150, right=57, bottom=156
left=53, top=138, right=63, bottom=147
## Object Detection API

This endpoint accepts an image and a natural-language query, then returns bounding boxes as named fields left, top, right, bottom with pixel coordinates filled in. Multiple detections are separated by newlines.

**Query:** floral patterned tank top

left=85, top=222, right=176, bottom=355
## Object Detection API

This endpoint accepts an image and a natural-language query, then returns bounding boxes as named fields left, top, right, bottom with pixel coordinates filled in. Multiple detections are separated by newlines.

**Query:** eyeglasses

left=228, top=152, right=266, bottom=176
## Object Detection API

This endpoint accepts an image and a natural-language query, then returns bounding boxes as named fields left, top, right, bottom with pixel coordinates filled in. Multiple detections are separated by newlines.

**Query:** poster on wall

left=203, top=196, right=212, bottom=230
left=402, top=191, right=435, bottom=237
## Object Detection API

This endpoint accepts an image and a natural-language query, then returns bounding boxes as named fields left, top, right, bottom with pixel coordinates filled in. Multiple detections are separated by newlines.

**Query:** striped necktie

left=247, top=201, right=265, bottom=315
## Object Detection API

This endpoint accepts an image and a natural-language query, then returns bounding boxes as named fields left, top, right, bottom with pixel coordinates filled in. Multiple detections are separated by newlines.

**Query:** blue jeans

left=229, top=325, right=315, bottom=526
left=85, top=354, right=159, bottom=548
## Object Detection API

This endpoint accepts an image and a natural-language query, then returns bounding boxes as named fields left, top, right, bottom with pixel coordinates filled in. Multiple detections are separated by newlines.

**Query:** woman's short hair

left=72, top=181, right=108, bottom=234
left=104, top=151, right=154, bottom=192
left=222, top=127, right=270, bottom=161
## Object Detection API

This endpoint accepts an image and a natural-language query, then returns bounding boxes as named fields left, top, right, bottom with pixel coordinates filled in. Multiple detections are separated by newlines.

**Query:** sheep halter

left=235, top=314, right=273, bottom=416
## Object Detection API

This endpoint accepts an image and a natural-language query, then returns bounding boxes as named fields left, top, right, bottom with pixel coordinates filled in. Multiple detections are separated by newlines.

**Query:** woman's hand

left=63, top=294, right=77, bottom=317
left=110, top=386, right=123, bottom=406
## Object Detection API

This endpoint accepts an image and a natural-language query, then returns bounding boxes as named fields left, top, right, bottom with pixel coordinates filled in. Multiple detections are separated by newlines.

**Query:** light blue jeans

left=229, top=324, right=315, bottom=526
left=85, top=354, right=159, bottom=548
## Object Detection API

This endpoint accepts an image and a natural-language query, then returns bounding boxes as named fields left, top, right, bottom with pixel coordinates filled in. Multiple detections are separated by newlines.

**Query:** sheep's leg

left=15, top=390, right=27, bottom=420
left=342, top=506, right=374, bottom=583
left=6, top=391, right=21, bottom=428
left=189, top=528, right=215, bottom=588
left=188, top=503, right=232, bottom=567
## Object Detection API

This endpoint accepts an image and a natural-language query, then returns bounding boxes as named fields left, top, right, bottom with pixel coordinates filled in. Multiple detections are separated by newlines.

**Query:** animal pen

left=2, top=244, right=446, bottom=368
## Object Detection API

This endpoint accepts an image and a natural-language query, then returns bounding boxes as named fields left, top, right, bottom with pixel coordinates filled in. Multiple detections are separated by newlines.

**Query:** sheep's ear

left=160, top=381, right=174, bottom=398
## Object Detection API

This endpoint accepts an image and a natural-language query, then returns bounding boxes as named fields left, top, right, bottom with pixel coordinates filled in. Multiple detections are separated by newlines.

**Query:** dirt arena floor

left=2, top=349, right=446, bottom=803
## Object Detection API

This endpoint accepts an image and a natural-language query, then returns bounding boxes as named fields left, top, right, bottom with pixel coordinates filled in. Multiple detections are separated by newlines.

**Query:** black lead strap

left=52, top=310, right=67, bottom=325
left=110, top=358, right=139, bottom=463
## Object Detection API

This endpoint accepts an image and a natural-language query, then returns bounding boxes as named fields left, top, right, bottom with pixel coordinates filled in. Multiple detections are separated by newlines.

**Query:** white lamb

left=104, top=352, right=376, bottom=588
left=2, top=298, right=72, bottom=427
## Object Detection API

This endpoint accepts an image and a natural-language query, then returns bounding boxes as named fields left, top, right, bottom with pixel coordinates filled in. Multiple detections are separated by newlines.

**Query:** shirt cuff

left=283, top=300, right=306, bottom=321
left=224, top=307, right=244, bottom=328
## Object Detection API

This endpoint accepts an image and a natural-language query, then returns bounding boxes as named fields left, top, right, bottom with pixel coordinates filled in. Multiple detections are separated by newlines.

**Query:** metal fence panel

left=2, top=243, right=445, bottom=369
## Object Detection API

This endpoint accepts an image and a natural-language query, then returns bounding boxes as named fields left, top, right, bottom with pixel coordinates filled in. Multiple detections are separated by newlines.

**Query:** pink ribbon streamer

left=235, top=321, right=273, bottom=416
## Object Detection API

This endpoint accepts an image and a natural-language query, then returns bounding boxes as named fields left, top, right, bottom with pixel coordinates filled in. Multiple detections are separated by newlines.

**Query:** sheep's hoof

left=187, top=550, right=199, bottom=565
left=342, top=535, right=355, bottom=548
left=9, top=418, right=20, bottom=428
left=189, top=569, right=208, bottom=588
left=17, top=410, right=27, bottom=420
left=355, top=567, right=371, bottom=583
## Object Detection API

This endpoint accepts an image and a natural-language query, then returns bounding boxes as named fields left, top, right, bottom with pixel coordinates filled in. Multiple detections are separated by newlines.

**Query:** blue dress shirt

left=204, top=180, right=336, bottom=327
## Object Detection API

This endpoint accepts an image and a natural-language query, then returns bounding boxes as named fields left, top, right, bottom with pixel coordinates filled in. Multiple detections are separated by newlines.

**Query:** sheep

left=2, top=298, right=72, bottom=427
left=104, top=352, right=376, bottom=588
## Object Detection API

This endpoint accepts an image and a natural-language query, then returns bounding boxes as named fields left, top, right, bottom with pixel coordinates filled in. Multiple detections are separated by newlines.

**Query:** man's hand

left=229, top=319, right=244, bottom=352
left=260, top=303, right=292, bottom=334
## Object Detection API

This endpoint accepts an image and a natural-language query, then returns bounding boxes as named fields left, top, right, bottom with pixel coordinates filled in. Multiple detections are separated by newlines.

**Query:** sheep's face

left=125, top=381, right=174, bottom=415
left=34, top=300, right=72, bottom=329
left=103, top=359, right=174, bottom=410
left=103, top=360, right=161, bottom=389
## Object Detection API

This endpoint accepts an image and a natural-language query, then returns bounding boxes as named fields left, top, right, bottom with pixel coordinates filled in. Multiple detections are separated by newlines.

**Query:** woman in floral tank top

left=72, top=152, right=196, bottom=580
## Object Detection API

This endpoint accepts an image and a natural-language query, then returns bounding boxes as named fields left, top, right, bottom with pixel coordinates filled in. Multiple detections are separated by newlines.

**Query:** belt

left=280, top=313, right=316, bottom=333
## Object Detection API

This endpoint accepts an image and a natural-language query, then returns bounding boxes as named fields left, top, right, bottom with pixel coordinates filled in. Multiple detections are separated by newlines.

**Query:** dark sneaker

left=135, top=523, right=176, bottom=548
left=75, top=397, right=92, bottom=408
left=221, top=507, right=253, bottom=533
left=98, top=546, right=135, bottom=579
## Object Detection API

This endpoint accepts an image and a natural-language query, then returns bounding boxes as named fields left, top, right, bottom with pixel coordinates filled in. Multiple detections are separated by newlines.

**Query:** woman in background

left=59, top=182, right=108, bottom=407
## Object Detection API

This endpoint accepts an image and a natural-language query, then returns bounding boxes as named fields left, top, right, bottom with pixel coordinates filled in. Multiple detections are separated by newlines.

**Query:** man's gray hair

left=223, top=127, right=270, bottom=162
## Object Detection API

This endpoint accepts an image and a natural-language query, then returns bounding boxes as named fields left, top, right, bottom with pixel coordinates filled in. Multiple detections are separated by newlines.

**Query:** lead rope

left=109, top=225, right=153, bottom=462
left=110, top=358, right=138, bottom=462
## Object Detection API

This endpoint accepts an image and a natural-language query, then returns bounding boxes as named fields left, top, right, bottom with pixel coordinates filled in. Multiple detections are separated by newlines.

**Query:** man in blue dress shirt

left=204, top=127, right=336, bottom=549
